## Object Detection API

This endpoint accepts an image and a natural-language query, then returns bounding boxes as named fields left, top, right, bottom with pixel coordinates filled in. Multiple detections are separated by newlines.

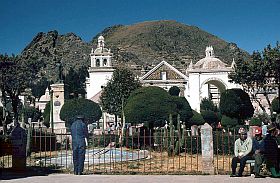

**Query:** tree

left=124, top=86, right=173, bottom=129
left=200, top=98, right=217, bottom=112
left=169, top=86, right=180, bottom=96
left=201, top=110, right=219, bottom=125
left=0, top=54, right=42, bottom=124
left=60, top=98, right=102, bottom=127
left=229, top=43, right=280, bottom=114
left=20, top=106, right=41, bottom=123
left=170, top=96, right=193, bottom=127
left=30, top=77, right=49, bottom=102
left=64, top=67, right=88, bottom=99
left=220, top=88, right=254, bottom=124
left=221, top=115, right=238, bottom=128
left=43, top=102, right=50, bottom=128
left=100, top=66, right=141, bottom=125
left=189, top=110, right=205, bottom=126
left=271, top=97, right=280, bottom=114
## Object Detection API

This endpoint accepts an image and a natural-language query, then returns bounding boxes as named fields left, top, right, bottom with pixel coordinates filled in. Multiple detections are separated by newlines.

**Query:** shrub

left=201, top=110, right=219, bottom=125
left=221, top=115, right=238, bottom=128
left=249, top=117, right=262, bottom=126
left=271, top=97, right=280, bottom=113
left=169, top=86, right=180, bottom=96
left=189, top=110, right=205, bottom=126
left=60, top=98, right=102, bottom=127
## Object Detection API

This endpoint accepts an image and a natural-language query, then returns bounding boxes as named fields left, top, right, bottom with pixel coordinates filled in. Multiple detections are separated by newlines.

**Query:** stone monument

left=50, top=83, right=66, bottom=133
left=200, top=123, right=214, bottom=174
left=11, top=124, right=27, bottom=170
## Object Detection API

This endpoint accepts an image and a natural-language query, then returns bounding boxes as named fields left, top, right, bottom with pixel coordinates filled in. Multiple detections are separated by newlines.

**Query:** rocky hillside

left=21, top=20, right=250, bottom=80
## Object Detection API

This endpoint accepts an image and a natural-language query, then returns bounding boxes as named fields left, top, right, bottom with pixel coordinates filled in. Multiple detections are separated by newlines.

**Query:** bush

left=220, top=89, right=254, bottom=121
left=189, top=110, right=205, bottom=126
left=249, top=117, right=262, bottom=126
left=201, top=110, right=219, bottom=125
left=200, top=98, right=217, bottom=112
left=221, top=115, right=238, bottom=128
left=60, top=98, right=102, bottom=127
left=271, top=97, right=280, bottom=113
left=20, top=106, right=41, bottom=123
left=169, top=86, right=180, bottom=96
left=43, top=101, right=50, bottom=127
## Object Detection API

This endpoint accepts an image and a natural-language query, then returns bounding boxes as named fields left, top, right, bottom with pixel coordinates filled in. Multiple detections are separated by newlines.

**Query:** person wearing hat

left=231, top=127, right=253, bottom=177
left=252, top=127, right=265, bottom=178
left=263, top=123, right=280, bottom=178
left=70, top=115, right=89, bottom=175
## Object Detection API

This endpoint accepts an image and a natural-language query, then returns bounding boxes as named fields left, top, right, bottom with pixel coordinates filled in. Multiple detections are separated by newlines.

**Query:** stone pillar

left=50, top=83, right=66, bottom=134
left=201, top=123, right=214, bottom=174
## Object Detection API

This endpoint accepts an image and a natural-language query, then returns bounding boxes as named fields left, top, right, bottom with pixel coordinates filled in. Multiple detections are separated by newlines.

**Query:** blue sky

left=0, top=0, right=279, bottom=55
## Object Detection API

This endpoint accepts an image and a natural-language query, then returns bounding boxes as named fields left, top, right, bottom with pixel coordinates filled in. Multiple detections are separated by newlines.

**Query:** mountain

left=21, top=20, right=250, bottom=80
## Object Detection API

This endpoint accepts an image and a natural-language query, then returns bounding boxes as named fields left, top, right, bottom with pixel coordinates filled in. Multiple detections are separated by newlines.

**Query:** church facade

left=86, top=36, right=240, bottom=114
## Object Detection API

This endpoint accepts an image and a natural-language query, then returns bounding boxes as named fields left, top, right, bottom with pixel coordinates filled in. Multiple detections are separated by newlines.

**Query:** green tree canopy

left=200, top=98, right=217, bottom=112
left=220, top=88, right=254, bottom=123
left=171, top=96, right=193, bottom=124
left=201, top=110, right=219, bottom=125
left=189, top=110, right=205, bottom=126
left=229, top=43, right=280, bottom=114
left=30, top=77, right=49, bottom=101
left=100, top=66, right=141, bottom=124
left=168, top=86, right=180, bottom=96
left=271, top=97, right=280, bottom=114
left=60, top=98, right=102, bottom=127
left=0, top=54, right=42, bottom=122
left=64, top=67, right=88, bottom=99
left=20, top=106, right=41, bottom=123
left=221, top=115, right=238, bottom=128
left=124, top=86, right=173, bottom=128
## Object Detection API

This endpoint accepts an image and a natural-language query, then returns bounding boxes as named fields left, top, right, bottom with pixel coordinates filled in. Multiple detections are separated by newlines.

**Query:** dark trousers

left=72, top=144, right=85, bottom=174
left=254, top=153, right=263, bottom=175
left=231, top=155, right=253, bottom=176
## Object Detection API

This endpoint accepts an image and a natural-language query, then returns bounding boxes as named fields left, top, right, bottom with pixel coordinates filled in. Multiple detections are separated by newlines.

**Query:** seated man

left=252, top=127, right=265, bottom=178
left=231, top=127, right=253, bottom=177
left=263, top=123, right=280, bottom=178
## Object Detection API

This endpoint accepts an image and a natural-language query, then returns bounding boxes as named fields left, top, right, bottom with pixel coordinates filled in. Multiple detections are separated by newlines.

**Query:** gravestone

left=10, top=124, right=27, bottom=170
left=200, top=123, right=214, bottom=174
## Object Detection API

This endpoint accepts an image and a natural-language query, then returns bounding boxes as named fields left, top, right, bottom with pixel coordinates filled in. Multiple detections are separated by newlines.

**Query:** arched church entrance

left=200, top=78, right=227, bottom=105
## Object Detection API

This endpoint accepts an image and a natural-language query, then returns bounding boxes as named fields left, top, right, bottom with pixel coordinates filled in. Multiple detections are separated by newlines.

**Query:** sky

left=0, top=0, right=279, bottom=55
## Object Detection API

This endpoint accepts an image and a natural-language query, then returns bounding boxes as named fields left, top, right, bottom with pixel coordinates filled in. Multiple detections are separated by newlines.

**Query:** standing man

left=71, top=115, right=89, bottom=175
left=231, top=127, right=253, bottom=177
left=252, top=127, right=265, bottom=178
left=263, top=123, right=280, bottom=178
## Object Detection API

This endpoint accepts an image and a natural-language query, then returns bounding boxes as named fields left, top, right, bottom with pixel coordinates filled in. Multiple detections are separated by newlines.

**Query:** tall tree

left=64, top=67, right=88, bottom=99
left=220, top=88, right=254, bottom=124
left=100, top=66, right=141, bottom=125
left=0, top=54, right=41, bottom=123
left=229, top=43, right=280, bottom=114
left=124, top=86, right=174, bottom=128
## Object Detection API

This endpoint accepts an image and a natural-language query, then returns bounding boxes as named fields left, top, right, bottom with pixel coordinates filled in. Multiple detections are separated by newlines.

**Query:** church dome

left=194, top=46, right=227, bottom=69
left=195, top=57, right=226, bottom=69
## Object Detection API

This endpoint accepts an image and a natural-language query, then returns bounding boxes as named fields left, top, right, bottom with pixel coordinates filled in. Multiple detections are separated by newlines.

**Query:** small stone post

left=200, top=123, right=214, bottom=174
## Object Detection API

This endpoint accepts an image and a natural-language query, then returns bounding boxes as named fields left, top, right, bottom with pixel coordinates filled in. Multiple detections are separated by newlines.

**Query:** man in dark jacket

left=71, top=115, right=89, bottom=175
left=263, top=123, right=280, bottom=178
left=252, top=127, right=265, bottom=178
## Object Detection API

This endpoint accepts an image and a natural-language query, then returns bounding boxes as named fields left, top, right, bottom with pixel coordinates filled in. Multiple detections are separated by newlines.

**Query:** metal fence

left=1, top=128, right=253, bottom=175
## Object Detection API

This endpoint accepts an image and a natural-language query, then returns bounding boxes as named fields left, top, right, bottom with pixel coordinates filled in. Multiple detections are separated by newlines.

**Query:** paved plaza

left=1, top=174, right=279, bottom=183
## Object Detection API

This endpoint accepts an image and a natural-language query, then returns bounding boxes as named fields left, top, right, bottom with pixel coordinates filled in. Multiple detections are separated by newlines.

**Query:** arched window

left=103, top=59, right=107, bottom=66
left=96, top=59, right=100, bottom=67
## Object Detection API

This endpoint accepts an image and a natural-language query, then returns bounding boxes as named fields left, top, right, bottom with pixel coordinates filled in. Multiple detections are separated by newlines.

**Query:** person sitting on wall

left=263, top=123, right=280, bottom=178
left=252, top=127, right=265, bottom=178
left=230, top=127, right=253, bottom=177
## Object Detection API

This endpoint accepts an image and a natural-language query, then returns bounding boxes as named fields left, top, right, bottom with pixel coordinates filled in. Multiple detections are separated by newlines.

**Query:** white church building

left=86, top=36, right=240, bottom=116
